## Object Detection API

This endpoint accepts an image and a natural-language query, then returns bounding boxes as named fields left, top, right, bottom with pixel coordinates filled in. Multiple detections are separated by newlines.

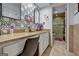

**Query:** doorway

left=53, top=12, right=65, bottom=41
left=52, top=5, right=67, bottom=50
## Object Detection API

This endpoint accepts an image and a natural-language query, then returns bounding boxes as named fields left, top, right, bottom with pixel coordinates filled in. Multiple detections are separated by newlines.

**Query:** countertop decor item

left=25, top=15, right=32, bottom=23
left=10, top=23, right=16, bottom=29
left=10, top=23, right=16, bottom=34
left=36, top=23, right=44, bottom=31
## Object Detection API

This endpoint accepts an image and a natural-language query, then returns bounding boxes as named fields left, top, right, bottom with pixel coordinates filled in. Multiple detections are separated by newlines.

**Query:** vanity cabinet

left=0, top=30, right=49, bottom=56
left=3, top=39, right=27, bottom=56
left=39, top=32, right=49, bottom=55
left=2, top=3, right=20, bottom=19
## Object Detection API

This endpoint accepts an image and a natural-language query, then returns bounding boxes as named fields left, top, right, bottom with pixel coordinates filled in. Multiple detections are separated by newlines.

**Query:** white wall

left=40, top=7, right=53, bottom=46
left=69, top=4, right=76, bottom=25
left=72, top=3, right=79, bottom=25
left=73, top=12, right=79, bottom=25
left=68, top=3, right=79, bottom=25
left=40, top=7, right=52, bottom=29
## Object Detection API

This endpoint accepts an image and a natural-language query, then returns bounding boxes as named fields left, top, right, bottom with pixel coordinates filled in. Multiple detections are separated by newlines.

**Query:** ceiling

left=35, top=3, right=66, bottom=9
left=53, top=4, right=66, bottom=13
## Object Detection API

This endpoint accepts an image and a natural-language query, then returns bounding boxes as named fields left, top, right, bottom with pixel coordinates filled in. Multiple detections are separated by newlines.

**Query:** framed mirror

left=2, top=3, right=21, bottom=19
left=21, top=3, right=38, bottom=23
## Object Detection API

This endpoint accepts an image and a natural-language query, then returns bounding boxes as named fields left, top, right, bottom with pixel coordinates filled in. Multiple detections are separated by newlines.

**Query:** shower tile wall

left=53, top=17, right=65, bottom=41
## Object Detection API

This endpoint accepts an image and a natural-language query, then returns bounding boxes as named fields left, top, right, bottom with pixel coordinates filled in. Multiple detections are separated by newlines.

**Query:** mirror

left=21, top=3, right=39, bottom=23
left=2, top=3, right=21, bottom=19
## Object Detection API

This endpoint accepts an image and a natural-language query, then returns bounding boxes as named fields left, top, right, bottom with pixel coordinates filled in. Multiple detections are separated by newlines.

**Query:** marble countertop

left=0, top=29, right=50, bottom=45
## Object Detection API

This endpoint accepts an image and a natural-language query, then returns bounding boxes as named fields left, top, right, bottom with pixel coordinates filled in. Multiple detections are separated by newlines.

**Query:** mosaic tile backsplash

left=0, top=16, right=29, bottom=31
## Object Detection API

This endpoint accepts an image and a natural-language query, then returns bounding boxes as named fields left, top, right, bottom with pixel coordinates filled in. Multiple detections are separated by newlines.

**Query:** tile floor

left=42, top=40, right=75, bottom=56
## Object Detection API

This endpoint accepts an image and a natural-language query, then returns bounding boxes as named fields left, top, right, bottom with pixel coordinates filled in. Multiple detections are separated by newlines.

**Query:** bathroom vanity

left=0, top=3, right=50, bottom=56
left=0, top=29, right=50, bottom=56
